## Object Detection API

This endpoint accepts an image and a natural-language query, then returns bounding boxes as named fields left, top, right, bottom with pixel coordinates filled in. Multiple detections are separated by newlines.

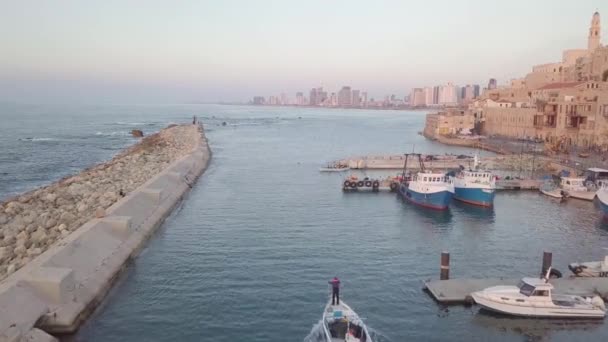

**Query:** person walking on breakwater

left=329, top=276, right=341, bottom=305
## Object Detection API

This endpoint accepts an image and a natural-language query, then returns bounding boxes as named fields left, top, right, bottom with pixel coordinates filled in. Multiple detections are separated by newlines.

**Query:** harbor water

left=2, top=104, right=608, bottom=341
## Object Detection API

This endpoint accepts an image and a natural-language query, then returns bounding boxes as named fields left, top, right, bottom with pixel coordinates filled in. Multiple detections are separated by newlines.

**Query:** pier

left=424, top=251, right=608, bottom=304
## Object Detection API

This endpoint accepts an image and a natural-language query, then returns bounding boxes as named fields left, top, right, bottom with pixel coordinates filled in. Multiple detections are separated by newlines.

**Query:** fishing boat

left=471, top=269, right=606, bottom=318
left=398, top=153, right=454, bottom=210
left=322, top=299, right=372, bottom=342
left=452, top=155, right=496, bottom=207
left=569, top=255, right=608, bottom=277
left=560, top=176, right=596, bottom=201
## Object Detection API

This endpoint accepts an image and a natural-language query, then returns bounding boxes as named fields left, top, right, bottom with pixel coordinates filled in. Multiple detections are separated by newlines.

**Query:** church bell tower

left=588, top=11, right=601, bottom=51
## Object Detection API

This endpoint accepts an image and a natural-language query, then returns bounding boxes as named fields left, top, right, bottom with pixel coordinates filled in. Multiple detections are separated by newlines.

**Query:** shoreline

left=0, top=123, right=211, bottom=340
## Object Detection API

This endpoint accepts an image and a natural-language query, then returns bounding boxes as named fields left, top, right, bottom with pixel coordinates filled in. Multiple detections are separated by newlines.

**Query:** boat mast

left=401, top=154, right=409, bottom=180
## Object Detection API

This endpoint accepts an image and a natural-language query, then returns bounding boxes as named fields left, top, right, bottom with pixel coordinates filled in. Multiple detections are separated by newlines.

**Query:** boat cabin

left=518, top=277, right=553, bottom=298
left=585, top=168, right=608, bottom=187
left=459, top=170, right=495, bottom=184
left=560, top=177, right=588, bottom=192
left=413, top=172, right=451, bottom=184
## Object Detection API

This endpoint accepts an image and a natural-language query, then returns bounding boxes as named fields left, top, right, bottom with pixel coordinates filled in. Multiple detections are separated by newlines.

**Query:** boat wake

left=303, top=320, right=389, bottom=342
left=303, top=320, right=325, bottom=342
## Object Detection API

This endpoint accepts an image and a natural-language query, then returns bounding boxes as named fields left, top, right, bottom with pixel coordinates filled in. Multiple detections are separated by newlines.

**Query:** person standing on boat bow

left=328, top=277, right=341, bottom=305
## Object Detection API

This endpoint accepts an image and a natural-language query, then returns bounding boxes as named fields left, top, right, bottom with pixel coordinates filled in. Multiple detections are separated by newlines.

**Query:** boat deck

left=424, top=278, right=608, bottom=304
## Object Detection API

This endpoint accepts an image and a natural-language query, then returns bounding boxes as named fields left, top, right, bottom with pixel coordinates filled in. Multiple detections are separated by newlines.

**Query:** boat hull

left=597, top=190, right=608, bottom=217
left=453, top=187, right=495, bottom=207
left=472, top=293, right=606, bottom=318
left=399, top=184, right=453, bottom=210
left=567, top=190, right=596, bottom=201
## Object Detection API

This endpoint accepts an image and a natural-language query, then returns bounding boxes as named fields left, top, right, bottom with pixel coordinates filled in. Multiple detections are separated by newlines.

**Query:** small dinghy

left=471, top=268, right=606, bottom=318
left=540, top=181, right=566, bottom=199
left=322, top=300, right=372, bottom=342
left=569, top=255, right=608, bottom=277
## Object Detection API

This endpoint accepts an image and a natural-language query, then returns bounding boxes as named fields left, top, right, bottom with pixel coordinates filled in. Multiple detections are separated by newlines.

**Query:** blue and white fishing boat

left=398, top=154, right=454, bottom=210
left=452, top=155, right=496, bottom=207
left=597, top=183, right=608, bottom=217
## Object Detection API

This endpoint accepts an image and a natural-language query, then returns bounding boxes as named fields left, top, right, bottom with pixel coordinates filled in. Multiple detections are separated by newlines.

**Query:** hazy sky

left=0, top=0, right=606, bottom=104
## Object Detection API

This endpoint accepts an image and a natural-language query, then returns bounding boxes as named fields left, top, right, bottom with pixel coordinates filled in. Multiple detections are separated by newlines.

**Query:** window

left=533, top=290, right=549, bottom=297
left=518, top=282, right=535, bottom=296
left=424, top=177, right=427, bottom=182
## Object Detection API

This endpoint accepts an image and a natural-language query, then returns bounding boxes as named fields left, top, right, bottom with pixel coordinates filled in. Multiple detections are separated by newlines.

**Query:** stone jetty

left=0, top=123, right=210, bottom=341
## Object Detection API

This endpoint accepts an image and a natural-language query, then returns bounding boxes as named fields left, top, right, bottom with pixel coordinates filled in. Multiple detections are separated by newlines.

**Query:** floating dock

left=424, top=278, right=608, bottom=304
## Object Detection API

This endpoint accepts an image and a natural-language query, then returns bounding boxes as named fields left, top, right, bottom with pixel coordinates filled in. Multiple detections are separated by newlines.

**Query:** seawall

left=0, top=123, right=210, bottom=341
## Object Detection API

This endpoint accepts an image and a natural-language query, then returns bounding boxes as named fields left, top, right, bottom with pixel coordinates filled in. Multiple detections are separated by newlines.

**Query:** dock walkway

left=425, top=278, right=608, bottom=304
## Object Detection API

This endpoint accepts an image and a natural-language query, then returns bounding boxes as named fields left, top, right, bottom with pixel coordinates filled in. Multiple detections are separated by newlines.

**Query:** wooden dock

left=424, top=278, right=608, bottom=304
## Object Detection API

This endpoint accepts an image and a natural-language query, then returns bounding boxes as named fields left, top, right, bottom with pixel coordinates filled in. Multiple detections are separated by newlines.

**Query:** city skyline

left=0, top=1, right=606, bottom=104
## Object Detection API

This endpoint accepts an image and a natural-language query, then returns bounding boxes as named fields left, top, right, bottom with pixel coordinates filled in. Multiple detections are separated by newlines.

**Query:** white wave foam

left=95, top=131, right=131, bottom=137
left=19, top=137, right=59, bottom=142
left=303, top=320, right=325, bottom=342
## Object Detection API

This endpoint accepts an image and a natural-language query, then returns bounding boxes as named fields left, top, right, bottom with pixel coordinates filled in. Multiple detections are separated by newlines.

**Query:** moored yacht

left=471, top=270, right=606, bottom=318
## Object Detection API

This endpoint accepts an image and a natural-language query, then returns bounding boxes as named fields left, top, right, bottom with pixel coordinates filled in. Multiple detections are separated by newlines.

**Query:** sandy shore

left=0, top=124, right=199, bottom=280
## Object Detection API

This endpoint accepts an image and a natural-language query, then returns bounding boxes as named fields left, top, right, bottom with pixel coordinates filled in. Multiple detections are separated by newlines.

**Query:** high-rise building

left=352, top=89, right=361, bottom=107
left=309, top=88, right=317, bottom=106
left=295, top=92, right=304, bottom=105
left=280, top=93, right=288, bottom=105
left=409, top=88, right=426, bottom=107
left=462, top=85, right=475, bottom=103
left=488, top=78, right=497, bottom=90
left=361, top=91, right=368, bottom=107
left=432, top=86, right=440, bottom=105
left=424, top=87, right=433, bottom=106
left=473, top=84, right=480, bottom=98
left=438, top=83, right=458, bottom=105
left=329, top=93, right=337, bottom=106
left=338, top=86, right=352, bottom=106
left=252, top=96, right=265, bottom=105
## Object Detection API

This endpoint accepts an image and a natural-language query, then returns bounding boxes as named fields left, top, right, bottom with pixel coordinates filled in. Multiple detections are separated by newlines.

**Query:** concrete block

left=24, top=267, right=75, bottom=304
left=23, top=328, right=58, bottom=342
left=1, top=326, right=21, bottom=342
left=100, top=216, right=132, bottom=235
left=141, top=188, right=163, bottom=203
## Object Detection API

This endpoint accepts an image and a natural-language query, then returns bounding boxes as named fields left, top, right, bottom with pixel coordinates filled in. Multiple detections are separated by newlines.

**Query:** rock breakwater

left=0, top=124, right=199, bottom=280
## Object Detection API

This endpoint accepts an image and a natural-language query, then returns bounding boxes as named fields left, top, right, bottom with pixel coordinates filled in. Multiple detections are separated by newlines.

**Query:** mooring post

left=541, top=251, right=552, bottom=277
left=440, top=251, right=450, bottom=280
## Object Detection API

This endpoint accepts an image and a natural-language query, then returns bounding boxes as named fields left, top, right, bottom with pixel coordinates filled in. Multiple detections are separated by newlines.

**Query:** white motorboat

left=560, top=176, right=596, bottom=201
left=569, top=255, right=608, bottom=277
left=471, top=270, right=606, bottom=318
left=322, top=300, right=372, bottom=342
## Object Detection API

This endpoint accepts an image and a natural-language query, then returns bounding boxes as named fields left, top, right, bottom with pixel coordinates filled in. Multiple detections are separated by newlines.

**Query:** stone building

left=424, top=109, right=475, bottom=137
left=473, top=12, right=608, bottom=149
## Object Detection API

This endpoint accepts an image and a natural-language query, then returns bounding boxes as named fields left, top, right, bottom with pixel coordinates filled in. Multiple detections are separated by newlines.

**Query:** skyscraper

left=352, top=89, right=361, bottom=107
left=473, top=84, right=480, bottom=98
left=488, top=78, right=497, bottom=90
left=409, top=88, right=426, bottom=107
left=432, top=86, right=440, bottom=105
left=295, top=92, right=304, bottom=105
left=423, top=87, right=433, bottom=106
left=309, top=88, right=317, bottom=106
left=338, top=86, right=352, bottom=106
left=361, top=91, right=368, bottom=107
